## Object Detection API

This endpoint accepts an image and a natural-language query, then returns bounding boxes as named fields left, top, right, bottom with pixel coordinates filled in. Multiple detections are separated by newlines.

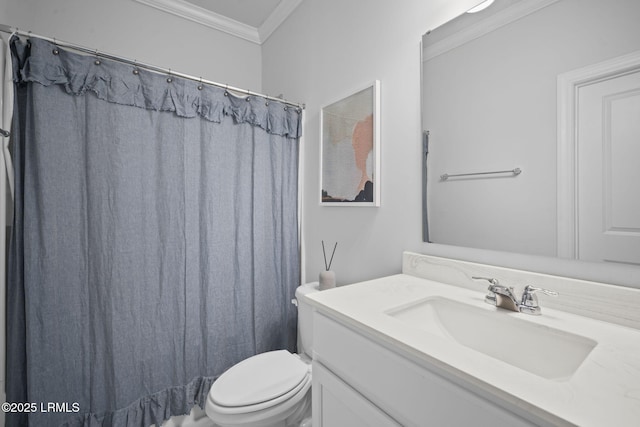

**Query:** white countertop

left=305, top=274, right=640, bottom=427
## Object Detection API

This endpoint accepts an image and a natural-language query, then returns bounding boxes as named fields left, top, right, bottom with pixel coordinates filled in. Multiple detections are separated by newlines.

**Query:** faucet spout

left=493, top=287, right=520, bottom=312
left=473, top=276, right=519, bottom=310
left=472, top=277, right=556, bottom=315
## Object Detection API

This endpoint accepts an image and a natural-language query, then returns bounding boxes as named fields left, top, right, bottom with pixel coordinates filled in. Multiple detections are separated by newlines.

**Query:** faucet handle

left=522, top=285, right=558, bottom=298
left=520, top=285, right=558, bottom=315
left=472, top=277, right=500, bottom=305
left=472, top=276, right=499, bottom=286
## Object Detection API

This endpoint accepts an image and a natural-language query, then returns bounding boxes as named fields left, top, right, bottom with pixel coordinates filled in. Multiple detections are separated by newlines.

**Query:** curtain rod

left=0, top=24, right=305, bottom=110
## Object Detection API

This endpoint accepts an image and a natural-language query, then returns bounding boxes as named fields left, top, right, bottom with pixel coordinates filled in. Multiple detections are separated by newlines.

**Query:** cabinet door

left=314, top=312, right=541, bottom=427
left=313, top=362, right=401, bottom=427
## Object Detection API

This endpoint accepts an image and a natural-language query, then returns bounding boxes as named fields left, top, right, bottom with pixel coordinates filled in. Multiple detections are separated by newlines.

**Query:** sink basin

left=386, top=297, right=597, bottom=380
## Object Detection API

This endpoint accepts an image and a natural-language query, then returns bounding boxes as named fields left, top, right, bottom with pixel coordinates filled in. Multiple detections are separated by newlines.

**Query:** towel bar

left=440, top=167, right=521, bottom=181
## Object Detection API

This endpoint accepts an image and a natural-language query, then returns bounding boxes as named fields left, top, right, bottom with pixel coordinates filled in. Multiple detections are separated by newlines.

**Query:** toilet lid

left=210, top=350, right=310, bottom=408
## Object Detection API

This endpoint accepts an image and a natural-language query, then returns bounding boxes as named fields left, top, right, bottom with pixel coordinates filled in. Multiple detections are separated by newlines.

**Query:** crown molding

left=259, top=0, right=303, bottom=43
left=422, top=0, right=560, bottom=62
left=134, top=0, right=260, bottom=44
left=134, top=0, right=302, bottom=45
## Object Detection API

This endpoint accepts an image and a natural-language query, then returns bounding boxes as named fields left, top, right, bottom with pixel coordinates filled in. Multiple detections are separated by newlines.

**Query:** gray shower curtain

left=6, top=36, right=301, bottom=427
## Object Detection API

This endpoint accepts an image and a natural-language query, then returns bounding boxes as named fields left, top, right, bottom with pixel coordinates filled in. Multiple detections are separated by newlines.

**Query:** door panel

left=577, top=70, right=640, bottom=264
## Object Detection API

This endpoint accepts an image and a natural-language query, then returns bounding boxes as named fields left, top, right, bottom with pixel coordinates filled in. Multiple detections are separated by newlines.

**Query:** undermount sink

left=386, top=297, right=597, bottom=380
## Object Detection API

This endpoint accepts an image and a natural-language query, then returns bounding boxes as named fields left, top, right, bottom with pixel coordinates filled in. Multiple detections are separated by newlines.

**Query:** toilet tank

left=294, top=282, right=319, bottom=359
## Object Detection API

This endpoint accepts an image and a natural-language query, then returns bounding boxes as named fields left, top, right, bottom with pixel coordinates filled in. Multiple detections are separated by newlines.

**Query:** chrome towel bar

left=440, top=167, right=521, bottom=181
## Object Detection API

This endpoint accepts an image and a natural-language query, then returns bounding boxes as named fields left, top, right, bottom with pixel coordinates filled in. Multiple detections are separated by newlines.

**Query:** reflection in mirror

left=422, top=0, right=640, bottom=265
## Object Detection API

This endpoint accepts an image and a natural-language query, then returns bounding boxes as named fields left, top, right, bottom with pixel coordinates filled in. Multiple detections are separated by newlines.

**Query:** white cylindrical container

left=318, top=270, right=335, bottom=290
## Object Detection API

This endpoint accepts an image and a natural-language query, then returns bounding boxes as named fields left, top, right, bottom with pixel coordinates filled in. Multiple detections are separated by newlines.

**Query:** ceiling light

left=467, top=0, right=495, bottom=13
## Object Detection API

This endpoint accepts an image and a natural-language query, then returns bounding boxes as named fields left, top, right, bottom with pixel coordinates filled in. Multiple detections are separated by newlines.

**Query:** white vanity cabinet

left=307, top=254, right=640, bottom=426
left=312, top=312, right=538, bottom=427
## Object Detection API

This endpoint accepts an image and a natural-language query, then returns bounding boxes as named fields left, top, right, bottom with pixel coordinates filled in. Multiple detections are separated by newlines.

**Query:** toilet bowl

left=205, top=283, right=318, bottom=427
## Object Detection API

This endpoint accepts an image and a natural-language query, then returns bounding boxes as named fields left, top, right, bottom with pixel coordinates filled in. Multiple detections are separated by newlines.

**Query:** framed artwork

left=320, top=80, right=380, bottom=206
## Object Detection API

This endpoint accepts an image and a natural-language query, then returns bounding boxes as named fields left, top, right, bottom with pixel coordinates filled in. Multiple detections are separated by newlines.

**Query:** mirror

left=422, top=0, right=640, bottom=264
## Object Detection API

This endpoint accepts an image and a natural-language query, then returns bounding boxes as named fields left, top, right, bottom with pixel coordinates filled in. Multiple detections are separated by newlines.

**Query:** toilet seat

left=206, top=350, right=312, bottom=425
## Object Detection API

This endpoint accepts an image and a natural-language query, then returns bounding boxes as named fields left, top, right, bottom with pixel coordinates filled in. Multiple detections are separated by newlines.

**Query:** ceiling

left=134, top=0, right=303, bottom=44
left=185, top=0, right=283, bottom=28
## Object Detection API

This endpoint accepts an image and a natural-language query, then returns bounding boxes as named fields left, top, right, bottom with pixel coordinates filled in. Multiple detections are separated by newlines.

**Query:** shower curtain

left=6, top=36, right=301, bottom=427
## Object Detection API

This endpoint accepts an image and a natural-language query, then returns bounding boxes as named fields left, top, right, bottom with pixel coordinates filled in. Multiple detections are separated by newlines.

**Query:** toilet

left=205, top=282, right=319, bottom=427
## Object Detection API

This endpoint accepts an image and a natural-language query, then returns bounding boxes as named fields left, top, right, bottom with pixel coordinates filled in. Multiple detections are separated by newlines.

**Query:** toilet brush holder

left=319, top=270, right=336, bottom=290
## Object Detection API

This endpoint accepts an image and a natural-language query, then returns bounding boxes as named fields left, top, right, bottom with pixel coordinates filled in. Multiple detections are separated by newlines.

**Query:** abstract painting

left=320, top=81, right=380, bottom=206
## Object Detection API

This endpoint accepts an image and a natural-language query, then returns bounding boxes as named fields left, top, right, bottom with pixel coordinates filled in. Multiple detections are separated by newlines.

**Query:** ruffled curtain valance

left=10, top=36, right=302, bottom=139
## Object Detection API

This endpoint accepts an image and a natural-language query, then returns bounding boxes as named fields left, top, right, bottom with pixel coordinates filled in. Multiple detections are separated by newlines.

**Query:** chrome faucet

left=472, top=277, right=557, bottom=315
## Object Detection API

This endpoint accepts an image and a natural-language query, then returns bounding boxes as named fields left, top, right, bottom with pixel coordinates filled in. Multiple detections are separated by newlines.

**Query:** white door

left=577, top=69, right=640, bottom=264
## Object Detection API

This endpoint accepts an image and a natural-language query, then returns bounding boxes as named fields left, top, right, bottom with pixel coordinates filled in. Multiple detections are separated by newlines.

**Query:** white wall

left=263, top=0, right=640, bottom=290
left=262, top=0, right=481, bottom=285
left=2, top=0, right=262, bottom=91
left=0, top=1, right=7, bottom=23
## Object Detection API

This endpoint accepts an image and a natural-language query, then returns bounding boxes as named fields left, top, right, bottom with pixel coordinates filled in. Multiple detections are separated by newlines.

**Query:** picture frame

left=320, top=80, right=380, bottom=206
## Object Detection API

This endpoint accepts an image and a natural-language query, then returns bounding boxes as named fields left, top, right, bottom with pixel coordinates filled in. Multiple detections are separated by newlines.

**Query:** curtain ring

left=197, top=77, right=203, bottom=91
left=167, top=69, right=173, bottom=83
left=52, top=38, right=59, bottom=55
left=224, top=84, right=229, bottom=96
left=133, top=60, right=139, bottom=75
